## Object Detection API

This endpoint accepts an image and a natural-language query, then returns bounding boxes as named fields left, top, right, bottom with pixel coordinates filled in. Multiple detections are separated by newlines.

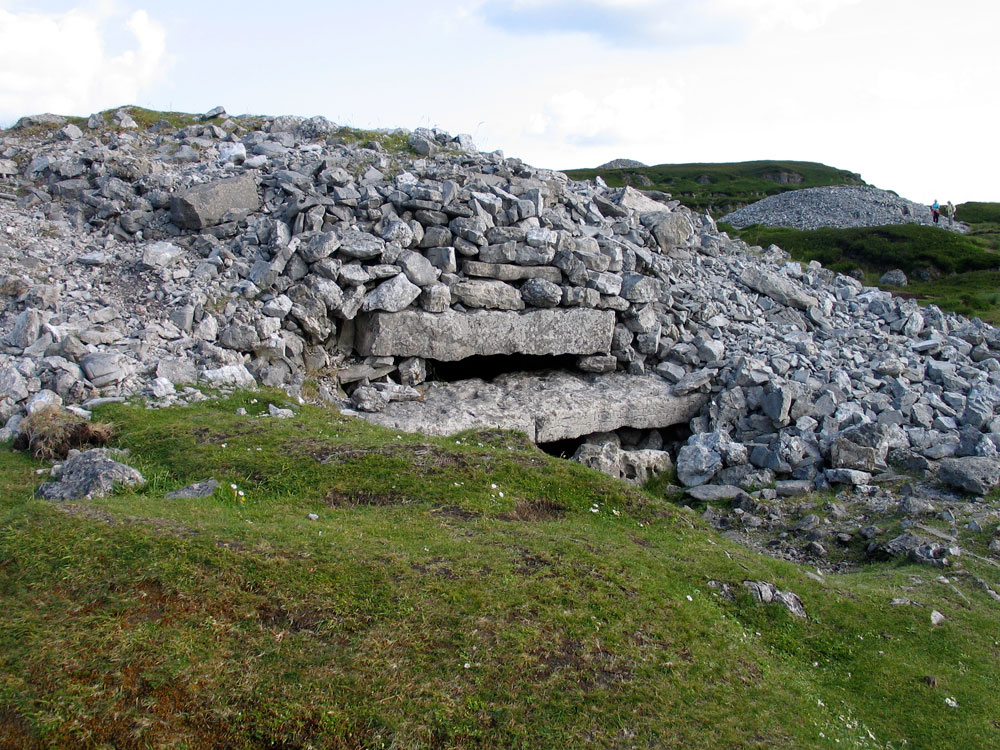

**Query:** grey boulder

left=939, top=456, right=1000, bottom=495
left=36, top=449, right=145, bottom=501
left=170, top=175, right=261, bottom=230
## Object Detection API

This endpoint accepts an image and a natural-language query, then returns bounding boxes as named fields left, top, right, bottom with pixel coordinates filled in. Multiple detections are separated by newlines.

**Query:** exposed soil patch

left=534, top=638, right=633, bottom=688
left=431, top=505, right=481, bottom=521
left=124, top=579, right=198, bottom=626
left=0, top=706, right=44, bottom=750
left=190, top=424, right=256, bottom=444
left=629, top=534, right=654, bottom=548
left=316, top=442, right=474, bottom=471
left=410, top=557, right=459, bottom=580
left=515, top=552, right=553, bottom=576
left=256, top=602, right=327, bottom=633
left=498, top=498, right=567, bottom=522
left=324, top=489, right=411, bottom=507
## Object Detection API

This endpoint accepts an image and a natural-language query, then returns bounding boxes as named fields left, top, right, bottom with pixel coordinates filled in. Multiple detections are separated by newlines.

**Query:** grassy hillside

left=2, top=393, right=999, bottom=748
left=729, top=224, right=997, bottom=277
left=563, top=161, right=865, bottom=215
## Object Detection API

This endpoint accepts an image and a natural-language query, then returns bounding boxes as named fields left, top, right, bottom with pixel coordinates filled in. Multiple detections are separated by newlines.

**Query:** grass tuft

left=11, top=405, right=113, bottom=459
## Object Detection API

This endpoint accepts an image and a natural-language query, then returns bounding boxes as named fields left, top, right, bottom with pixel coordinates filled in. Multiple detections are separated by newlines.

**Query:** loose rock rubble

left=2, top=107, right=999, bottom=568
left=722, top=185, right=966, bottom=232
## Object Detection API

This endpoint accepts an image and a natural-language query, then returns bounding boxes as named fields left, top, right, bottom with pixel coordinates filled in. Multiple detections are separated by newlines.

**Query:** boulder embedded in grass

left=36, top=449, right=144, bottom=501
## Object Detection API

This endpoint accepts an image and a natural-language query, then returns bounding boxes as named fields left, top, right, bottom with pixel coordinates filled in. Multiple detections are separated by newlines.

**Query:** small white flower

left=230, top=483, right=238, bottom=490
left=238, top=491, right=245, bottom=497
left=686, top=595, right=693, bottom=602
left=463, top=662, right=471, bottom=669
left=220, top=443, right=227, bottom=448
left=612, top=509, right=620, bottom=516
left=945, top=697, right=958, bottom=708
left=590, top=505, right=600, bottom=513
left=498, top=491, right=504, bottom=498
left=490, top=483, right=498, bottom=490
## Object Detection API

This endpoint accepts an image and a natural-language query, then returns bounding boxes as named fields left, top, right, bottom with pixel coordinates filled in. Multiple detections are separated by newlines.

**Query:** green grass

left=2, top=393, right=998, bottom=748
left=726, top=223, right=1000, bottom=277
left=564, top=160, right=864, bottom=215
left=902, top=271, right=1000, bottom=324
left=956, top=202, right=1000, bottom=225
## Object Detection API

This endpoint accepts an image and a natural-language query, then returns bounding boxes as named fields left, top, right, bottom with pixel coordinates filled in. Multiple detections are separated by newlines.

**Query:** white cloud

left=710, top=0, right=863, bottom=32
left=513, top=76, right=688, bottom=165
left=0, top=6, right=168, bottom=124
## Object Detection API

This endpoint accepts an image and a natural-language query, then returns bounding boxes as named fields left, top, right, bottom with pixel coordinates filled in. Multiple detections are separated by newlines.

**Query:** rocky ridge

left=1, top=107, right=999, bottom=569
left=722, top=185, right=966, bottom=232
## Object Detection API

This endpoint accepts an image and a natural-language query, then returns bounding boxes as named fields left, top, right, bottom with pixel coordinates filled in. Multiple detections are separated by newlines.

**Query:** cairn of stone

left=2, top=107, right=1000, bottom=512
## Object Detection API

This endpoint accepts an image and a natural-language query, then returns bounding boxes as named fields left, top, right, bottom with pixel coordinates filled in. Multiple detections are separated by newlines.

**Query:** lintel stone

left=355, top=308, right=614, bottom=361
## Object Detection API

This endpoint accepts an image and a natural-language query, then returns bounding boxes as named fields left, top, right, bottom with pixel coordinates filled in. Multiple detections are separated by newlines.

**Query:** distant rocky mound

left=597, top=158, right=646, bottom=169
left=722, top=185, right=966, bottom=232
left=3, top=106, right=1000, bottom=534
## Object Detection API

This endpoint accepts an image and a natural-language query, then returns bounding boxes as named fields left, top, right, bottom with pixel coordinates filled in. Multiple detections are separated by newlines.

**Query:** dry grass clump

left=13, top=405, right=114, bottom=459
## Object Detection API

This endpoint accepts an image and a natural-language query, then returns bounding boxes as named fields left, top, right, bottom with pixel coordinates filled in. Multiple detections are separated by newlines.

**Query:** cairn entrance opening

left=429, top=354, right=580, bottom=383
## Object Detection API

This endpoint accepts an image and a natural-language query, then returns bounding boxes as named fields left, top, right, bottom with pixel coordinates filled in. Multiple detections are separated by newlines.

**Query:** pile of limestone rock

left=2, top=107, right=1000, bottom=523
left=721, top=185, right=965, bottom=232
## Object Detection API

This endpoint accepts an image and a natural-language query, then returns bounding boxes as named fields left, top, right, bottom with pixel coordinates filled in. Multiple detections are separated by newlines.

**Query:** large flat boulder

left=739, top=267, right=818, bottom=311
left=355, top=309, right=615, bottom=361
left=170, top=175, right=261, bottom=230
left=354, top=371, right=708, bottom=443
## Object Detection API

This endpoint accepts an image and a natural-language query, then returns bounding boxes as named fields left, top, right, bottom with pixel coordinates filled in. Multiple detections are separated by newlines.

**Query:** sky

left=1, top=0, right=997, bottom=204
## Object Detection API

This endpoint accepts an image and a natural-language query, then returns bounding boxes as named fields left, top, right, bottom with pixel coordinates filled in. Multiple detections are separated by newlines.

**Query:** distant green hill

left=563, top=160, right=866, bottom=215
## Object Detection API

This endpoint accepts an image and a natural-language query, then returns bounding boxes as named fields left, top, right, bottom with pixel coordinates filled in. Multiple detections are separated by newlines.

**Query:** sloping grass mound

left=564, top=160, right=864, bottom=214
left=1, top=393, right=998, bottom=748
left=729, top=223, right=998, bottom=277
left=956, top=201, right=1000, bottom=225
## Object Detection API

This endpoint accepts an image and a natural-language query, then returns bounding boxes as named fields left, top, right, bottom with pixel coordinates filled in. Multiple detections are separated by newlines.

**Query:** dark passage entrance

left=538, top=435, right=588, bottom=460
left=430, top=354, right=580, bottom=383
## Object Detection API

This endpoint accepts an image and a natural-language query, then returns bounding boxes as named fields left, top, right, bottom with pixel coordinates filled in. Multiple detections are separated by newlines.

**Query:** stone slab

left=355, top=309, right=615, bottom=361
left=462, top=260, right=562, bottom=283
left=170, top=175, right=261, bottom=230
left=353, top=371, right=708, bottom=443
